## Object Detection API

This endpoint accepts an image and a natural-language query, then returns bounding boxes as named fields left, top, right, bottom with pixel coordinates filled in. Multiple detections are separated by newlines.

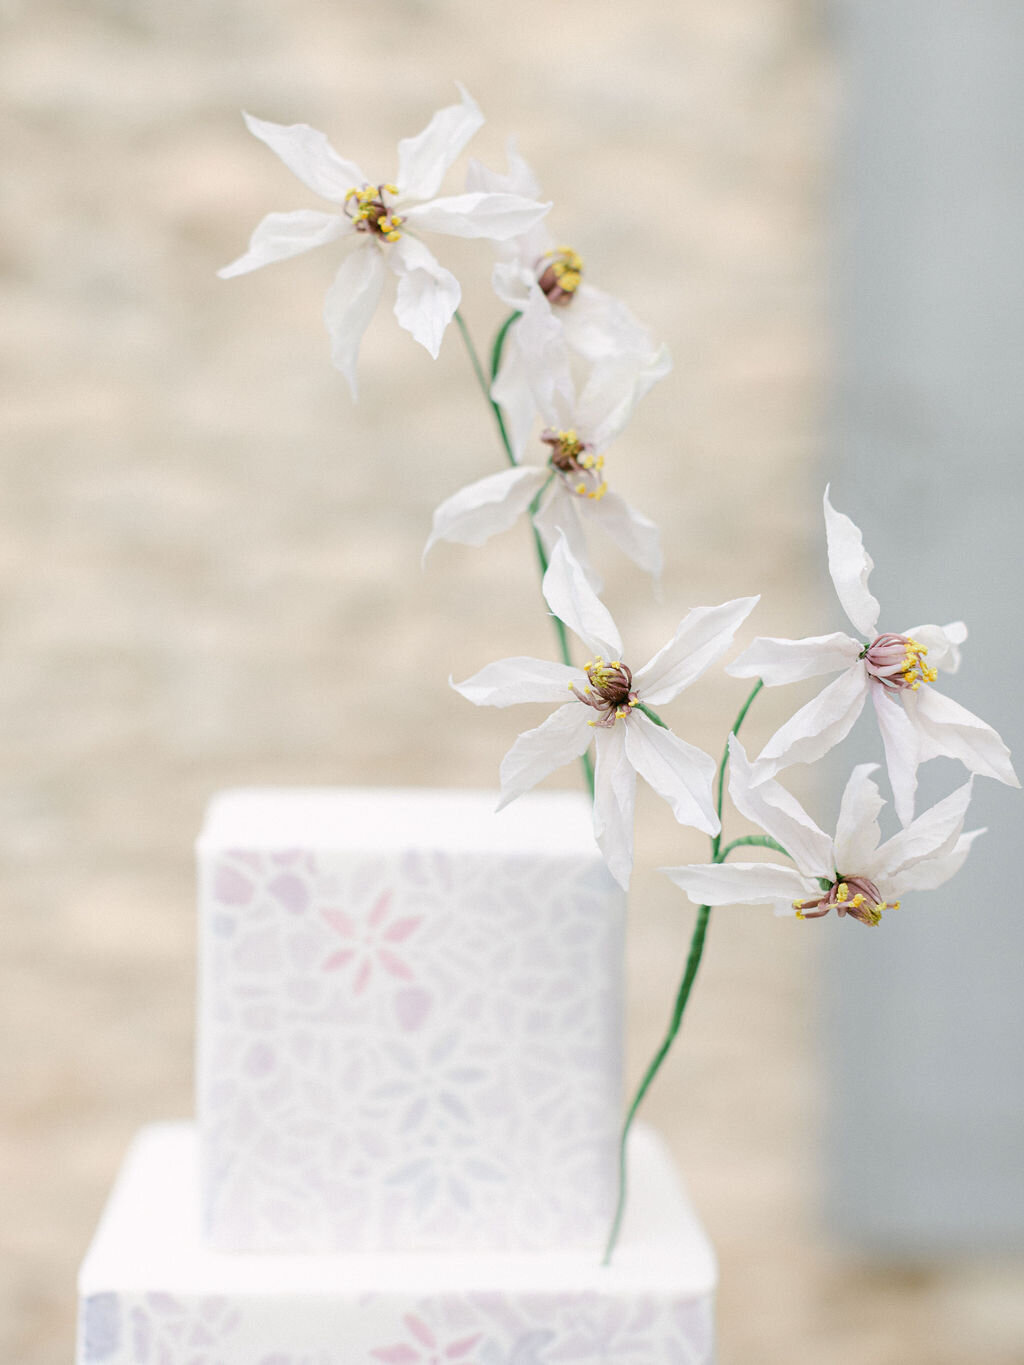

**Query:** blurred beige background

left=3, top=2, right=1022, bottom=1363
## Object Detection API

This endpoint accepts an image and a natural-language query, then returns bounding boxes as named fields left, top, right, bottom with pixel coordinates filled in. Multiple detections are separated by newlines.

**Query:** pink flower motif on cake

left=321, top=890, right=424, bottom=997
left=371, top=1312, right=483, bottom=1363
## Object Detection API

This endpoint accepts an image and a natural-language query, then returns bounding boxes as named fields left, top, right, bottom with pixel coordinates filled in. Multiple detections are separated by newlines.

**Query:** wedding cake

left=75, top=787, right=716, bottom=1363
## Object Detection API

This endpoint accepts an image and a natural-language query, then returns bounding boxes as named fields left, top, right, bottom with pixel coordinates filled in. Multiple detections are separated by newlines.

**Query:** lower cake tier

left=77, top=1121, right=716, bottom=1365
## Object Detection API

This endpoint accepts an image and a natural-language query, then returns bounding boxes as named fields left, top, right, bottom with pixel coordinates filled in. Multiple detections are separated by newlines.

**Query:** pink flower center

left=863, top=633, right=937, bottom=691
left=344, top=183, right=404, bottom=242
left=793, top=876, right=898, bottom=926
left=536, top=246, right=583, bottom=304
left=541, top=428, right=607, bottom=501
left=570, top=656, right=638, bottom=727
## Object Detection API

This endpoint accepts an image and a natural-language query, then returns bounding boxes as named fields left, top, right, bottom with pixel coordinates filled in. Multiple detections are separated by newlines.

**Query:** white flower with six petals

left=727, top=489, right=1018, bottom=823
left=452, top=535, right=758, bottom=888
left=425, top=288, right=668, bottom=588
left=219, top=86, right=551, bottom=396
left=663, top=738, right=982, bottom=926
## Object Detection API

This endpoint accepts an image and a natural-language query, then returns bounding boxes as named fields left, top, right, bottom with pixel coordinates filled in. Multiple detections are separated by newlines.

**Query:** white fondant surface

left=197, top=787, right=626, bottom=1254
left=77, top=1122, right=716, bottom=1364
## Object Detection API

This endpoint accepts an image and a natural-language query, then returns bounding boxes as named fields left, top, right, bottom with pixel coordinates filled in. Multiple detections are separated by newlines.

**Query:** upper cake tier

left=196, top=787, right=626, bottom=1254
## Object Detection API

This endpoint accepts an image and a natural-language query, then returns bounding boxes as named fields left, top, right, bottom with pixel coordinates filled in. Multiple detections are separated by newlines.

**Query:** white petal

left=726, top=632, right=863, bottom=685
left=873, top=778, right=974, bottom=882
left=490, top=260, right=536, bottom=310
left=533, top=488, right=602, bottom=593
left=541, top=534, right=622, bottom=658
left=832, top=765, right=885, bottom=873
left=662, top=861, right=810, bottom=909
left=635, top=597, right=760, bottom=705
left=623, top=713, right=719, bottom=835
left=871, top=683, right=922, bottom=826
left=824, top=487, right=881, bottom=638
left=242, top=113, right=366, bottom=201
left=886, top=828, right=984, bottom=898
left=323, top=245, right=386, bottom=399
left=585, top=491, right=663, bottom=583
left=563, top=285, right=657, bottom=364
left=592, top=723, right=638, bottom=889
left=490, top=319, right=542, bottom=460
left=388, top=236, right=460, bottom=359
left=753, top=664, right=870, bottom=781
left=496, top=703, right=595, bottom=809
left=577, top=346, right=672, bottom=452
left=218, top=209, right=350, bottom=278
left=514, top=285, right=575, bottom=426
left=907, top=686, right=1019, bottom=787
left=904, top=621, right=967, bottom=675
left=451, top=656, right=580, bottom=708
left=395, top=83, right=484, bottom=203
left=424, top=466, right=546, bottom=557
left=727, top=737, right=835, bottom=878
left=465, top=136, right=542, bottom=200
left=403, top=192, right=550, bottom=241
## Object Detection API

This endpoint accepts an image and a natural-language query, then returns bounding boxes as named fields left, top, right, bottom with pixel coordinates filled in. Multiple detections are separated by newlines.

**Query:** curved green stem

left=636, top=702, right=668, bottom=728
left=719, top=834, right=790, bottom=861
left=602, top=904, right=711, bottom=1265
left=603, top=676, right=767, bottom=1266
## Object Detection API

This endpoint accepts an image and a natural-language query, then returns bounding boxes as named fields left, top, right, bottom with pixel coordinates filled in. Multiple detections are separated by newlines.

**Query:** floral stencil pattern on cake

left=198, top=824, right=625, bottom=1253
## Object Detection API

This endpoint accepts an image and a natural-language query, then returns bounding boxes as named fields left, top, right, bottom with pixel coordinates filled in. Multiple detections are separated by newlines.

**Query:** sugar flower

left=466, top=140, right=665, bottom=455
left=219, top=86, right=551, bottom=397
left=663, top=738, right=982, bottom=926
left=727, top=489, right=1018, bottom=824
left=452, top=535, right=758, bottom=888
left=426, top=291, right=667, bottom=588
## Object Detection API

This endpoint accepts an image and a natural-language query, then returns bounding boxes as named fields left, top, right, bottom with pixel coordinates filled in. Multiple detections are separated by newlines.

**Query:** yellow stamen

left=836, top=883, right=849, bottom=902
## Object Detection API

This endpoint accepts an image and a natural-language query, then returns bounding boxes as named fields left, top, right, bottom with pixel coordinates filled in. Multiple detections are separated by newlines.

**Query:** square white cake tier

left=77, top=1122, right=716, bottom=1365
left=197, top=788, right=626, bottom=1253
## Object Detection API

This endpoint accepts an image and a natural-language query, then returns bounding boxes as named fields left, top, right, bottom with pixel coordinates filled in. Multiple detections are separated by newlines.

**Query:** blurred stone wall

left=2, top=3, right=1020, bottom=1363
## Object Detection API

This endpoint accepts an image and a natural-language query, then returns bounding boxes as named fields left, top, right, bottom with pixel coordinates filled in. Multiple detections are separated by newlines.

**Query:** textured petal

left=635, top=597, right=760, bottom=705
left=532, top=488, right=601, bottom=593
left=623, top=713, right=719, bottom=835
left=489, top=322, right=541, bottom=460
left=241, top=113, right=366, bottom=200
left=871, top=683, right=922, bottom=826
left=218, top=209, right=350, bottom=278
left=451, top=656, right=579, bottom=708
left=832, top=765, right=885, bottom=873
left=727, top=632, right=863, bottom=684
left=577, top=346, right=672, bottom=451
left=395, top=83, right=484, bottom=203
left=496, top=703, right=594, bottom=809
left=753, top=664, right=870, bottom=781
left=886, top=828, right=984, bottom=898
left=465, top=136, right=542, bottom=200
left=907, top=686, right=1019, bottom=787
left=727, top=737, right=835, bottom=878
left=592, top=723, right=637, bottom=890
left=388, top=236, right=460, bottom=358
left=662, top=861, right=810, bottom=909
left=563, top=285, right=657, bottom=363
left=323, top=245, right=386, bottom=398
left=541, top=534, right=622, bottom=658
left=514, top=285, right=575, bottom=427
left=872, top=778, right=974, bottom=882
left=403, top=192, right=550, bottom=241
left=424, top=466, right=546, bottom=557
left=824, top=488, right=881, bottom=638
left=585, top=490, right=663, bottom=583
left=904, top=621, right=967, bottom=674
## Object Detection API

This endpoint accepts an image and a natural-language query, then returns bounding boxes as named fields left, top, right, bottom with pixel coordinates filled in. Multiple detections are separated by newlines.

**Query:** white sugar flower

left=466, top=140, right=665, bottom=455
left=452, top=535, right=758, bottom=888
left=426, top=290, right=667, bottom=588
left=727, top=489, right=1018, bottom=824
left=219, top=86, right=551, bottom=397
left=664, top=738, right=983, bottom=926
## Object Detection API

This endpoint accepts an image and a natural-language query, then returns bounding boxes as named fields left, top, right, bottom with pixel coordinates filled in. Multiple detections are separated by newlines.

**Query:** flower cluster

left=221, top=85, right=1018, bottom=1262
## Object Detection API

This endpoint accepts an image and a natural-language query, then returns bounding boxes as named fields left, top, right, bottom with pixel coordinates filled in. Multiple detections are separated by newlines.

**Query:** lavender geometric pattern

left=80, top=1290, right=714, bottom=1365
left=197, top=837, right=626, bottom=1253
